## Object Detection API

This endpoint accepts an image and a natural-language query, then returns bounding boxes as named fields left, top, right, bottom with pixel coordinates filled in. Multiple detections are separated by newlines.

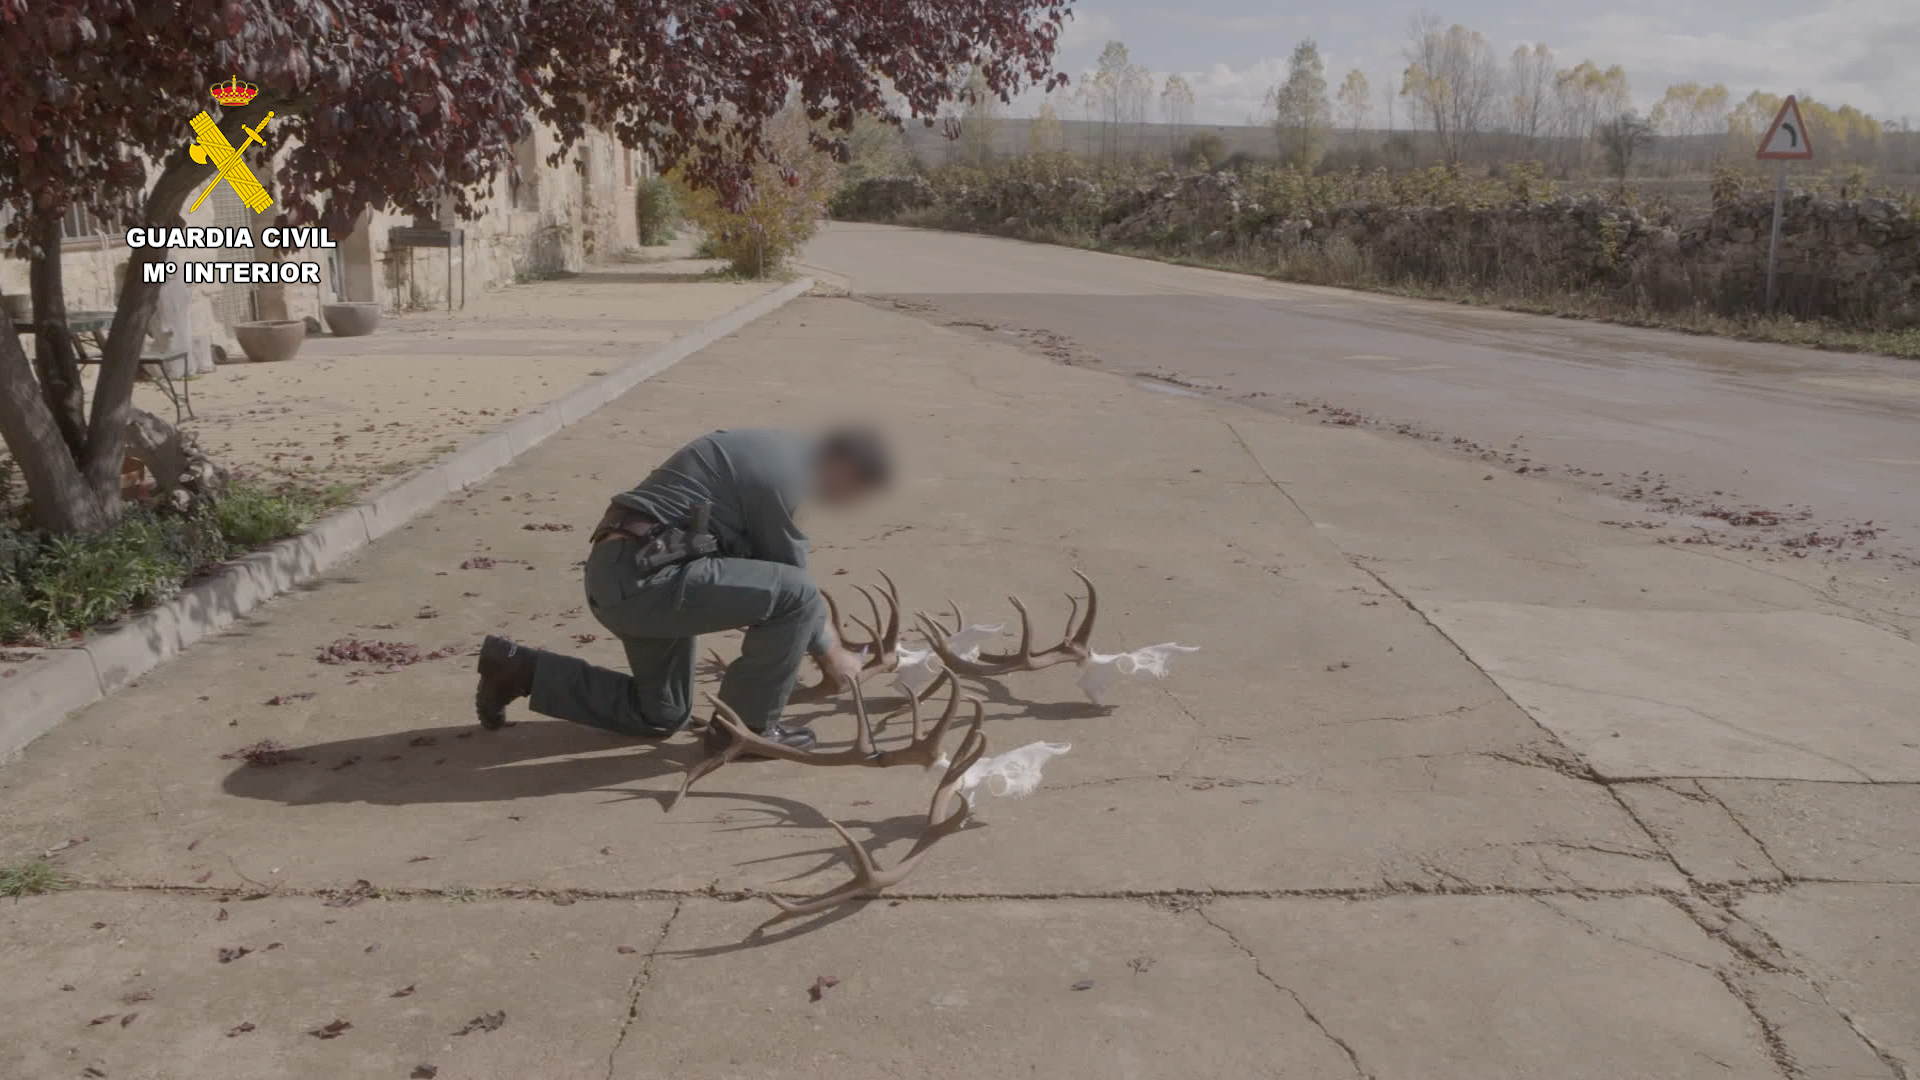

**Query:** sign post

left=1755, top=95, right=1815, bottom=311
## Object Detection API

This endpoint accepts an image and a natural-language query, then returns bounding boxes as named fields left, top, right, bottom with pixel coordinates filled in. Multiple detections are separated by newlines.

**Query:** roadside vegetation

left=672, top=107, right=842, bottom=279
left=828, top=28, right=1920, bottom=358
left=0, top=461, right=345, bottom=643
left=0, top=856, right=69, bottom=898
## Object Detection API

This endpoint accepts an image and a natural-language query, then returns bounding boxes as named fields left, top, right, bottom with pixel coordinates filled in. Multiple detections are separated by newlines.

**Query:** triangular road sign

left=1756, top=95, right=1814, bottom=160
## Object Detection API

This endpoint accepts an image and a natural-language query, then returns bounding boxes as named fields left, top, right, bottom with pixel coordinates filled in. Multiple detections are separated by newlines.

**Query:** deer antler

left=669, top=677, right=968, bottom=811
left=913, top=570, right=1098, bottom=677
left=791, top=572, right=904, bottom=702
left=759, top=706, right=988, bottom=925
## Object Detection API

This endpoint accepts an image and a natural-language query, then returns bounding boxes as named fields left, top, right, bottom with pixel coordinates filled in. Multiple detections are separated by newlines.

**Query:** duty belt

left=591, top=501, right=717, bottom=577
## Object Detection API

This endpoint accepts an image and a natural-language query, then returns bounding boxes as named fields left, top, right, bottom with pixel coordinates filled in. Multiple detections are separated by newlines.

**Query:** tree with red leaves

left=0, top=0, right=1071, bottom=534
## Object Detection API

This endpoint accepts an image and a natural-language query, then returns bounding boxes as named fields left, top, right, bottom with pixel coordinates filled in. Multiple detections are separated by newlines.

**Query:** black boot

left=703, top=718, right=817, bottom=757
left=475, top=635, right=536, bottom=730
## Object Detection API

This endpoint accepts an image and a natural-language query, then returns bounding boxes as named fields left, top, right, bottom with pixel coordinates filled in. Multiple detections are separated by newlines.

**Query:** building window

left=206, top=183, right=259, bottom=325
left=61, top=205, right=106, bottom=241
left=510, top=136, right=541, bottom=211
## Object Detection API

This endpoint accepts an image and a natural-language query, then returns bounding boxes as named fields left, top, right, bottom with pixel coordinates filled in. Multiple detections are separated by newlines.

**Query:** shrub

left=212, top=485, right=320, bottom=550
left=635, top=176, right=679, bottom=246
left=673, top=107, right=839, bottom=277
left=0, top=482, right=328, bottom=643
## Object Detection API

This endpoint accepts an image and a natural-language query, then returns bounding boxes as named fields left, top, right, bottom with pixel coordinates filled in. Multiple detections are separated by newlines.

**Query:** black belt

left=591, top=501, right=716, bottom=577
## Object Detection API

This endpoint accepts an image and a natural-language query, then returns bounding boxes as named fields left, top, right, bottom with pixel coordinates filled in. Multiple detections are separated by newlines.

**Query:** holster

left=592, top=502, right=717, bottom=576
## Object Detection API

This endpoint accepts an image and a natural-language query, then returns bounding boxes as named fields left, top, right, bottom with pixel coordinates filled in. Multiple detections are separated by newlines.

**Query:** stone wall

left=836, top=168, right=1920, bottom=327
left=0, top=118, right=651, bottom=350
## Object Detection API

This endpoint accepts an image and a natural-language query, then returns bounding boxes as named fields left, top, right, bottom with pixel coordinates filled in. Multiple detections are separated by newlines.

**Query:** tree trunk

left=0, top=321, right=110, bottom=533
left=27, top=215, right=88, bottom=458
left=81, top=97, right=274, bottom=503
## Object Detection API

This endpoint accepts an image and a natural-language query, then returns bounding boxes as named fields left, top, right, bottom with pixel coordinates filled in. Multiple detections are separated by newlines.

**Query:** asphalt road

left=804, top=222, right=1920, bottom=559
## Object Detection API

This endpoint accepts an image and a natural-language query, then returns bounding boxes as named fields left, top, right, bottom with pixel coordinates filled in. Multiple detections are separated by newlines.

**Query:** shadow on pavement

left=219, top=720, right=691, bottom=806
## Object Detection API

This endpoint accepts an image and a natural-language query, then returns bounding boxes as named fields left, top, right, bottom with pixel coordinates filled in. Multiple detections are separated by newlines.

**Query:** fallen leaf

left=90, top=921, right=107, bottom=930
left=194, top=871, right=214, bottom=883
left=215, top=908, right=228, bottom=922
left=307, top=1019, right=353, bottom=1039
left=221, top=740, right=296, bottom=768
left=322, top=880, right=377, bottom=908
left=186, top=839, right=201, bottom=852
left=408, top=735, right=437, bottom=747
left=407, top=856, right=432, bottom=863
left=265, top=942, right=283, bottom=951
left=217, top=945, right=252, bottom=963
left=616, top=945, right=636, bottom=955
left=120, top=990, right=153, bottom=1005
left=45, top=836, right=89, bottom=855
left=411, top=1067, right=439, bottom=1079
left=88, top=1014, right=117, bottom=1026
left=390, top=984, right=416, bottom=998
left=265, top=691, right=316, bottom=706
left=364, top=944, right=379, bottom=954
left=808, top=975, right=840, bottom=1002
left=82, top=1068, right=106, bottom=1078
left=572, top=633, right=598, bottom=645
left=119, top=1012, right=138, bottom=1028
left=225, top=1022, right=255, bottom=1037
left=453, top=1010, right=506, bottom=1035
left=1071, top=979, right=1095, bottom=991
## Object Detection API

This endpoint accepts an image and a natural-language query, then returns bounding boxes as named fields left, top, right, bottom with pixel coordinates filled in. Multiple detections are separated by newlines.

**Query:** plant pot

left=232, top=319, right=308, bottom=363
left=321, top=301, right=382, bottom=337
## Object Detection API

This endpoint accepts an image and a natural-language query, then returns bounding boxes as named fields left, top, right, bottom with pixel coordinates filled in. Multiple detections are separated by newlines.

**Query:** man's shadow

left=219, top=720, right=695, bottom=807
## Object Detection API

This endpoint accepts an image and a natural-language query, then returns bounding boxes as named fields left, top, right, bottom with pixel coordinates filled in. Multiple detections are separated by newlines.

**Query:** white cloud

left=1060, top=10, right=1120, bottom=51
left=1554, top=1, right=1918, bottom=117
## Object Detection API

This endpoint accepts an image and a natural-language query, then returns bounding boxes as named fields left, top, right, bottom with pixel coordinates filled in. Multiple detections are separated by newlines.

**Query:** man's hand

left=815, top=643, right=865, bottom=687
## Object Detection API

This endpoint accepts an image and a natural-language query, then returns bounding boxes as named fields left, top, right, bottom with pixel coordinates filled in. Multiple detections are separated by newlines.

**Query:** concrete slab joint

left=0, top=278, right=812, bottom=760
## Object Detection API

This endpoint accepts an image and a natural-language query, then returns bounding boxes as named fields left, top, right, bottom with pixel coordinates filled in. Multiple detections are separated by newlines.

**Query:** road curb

left=0, top=276, right=814, bottom=760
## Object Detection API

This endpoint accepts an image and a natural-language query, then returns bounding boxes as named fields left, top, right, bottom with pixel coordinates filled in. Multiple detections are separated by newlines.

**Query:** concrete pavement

left=1, top=294, right=1913, bottom=1078
left=803, top=221, right=1920, bottom=565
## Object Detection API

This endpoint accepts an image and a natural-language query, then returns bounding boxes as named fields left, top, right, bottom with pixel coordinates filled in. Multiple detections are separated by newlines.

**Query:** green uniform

left=528, top=429, right=828, bottom=735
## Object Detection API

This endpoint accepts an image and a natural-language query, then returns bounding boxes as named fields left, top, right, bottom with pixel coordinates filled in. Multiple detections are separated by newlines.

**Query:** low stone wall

left=835, top=169, right=1920, bottom=326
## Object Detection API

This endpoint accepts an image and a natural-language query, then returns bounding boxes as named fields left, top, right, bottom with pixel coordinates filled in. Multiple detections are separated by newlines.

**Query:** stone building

left=0, top=121, right=650, bottom=367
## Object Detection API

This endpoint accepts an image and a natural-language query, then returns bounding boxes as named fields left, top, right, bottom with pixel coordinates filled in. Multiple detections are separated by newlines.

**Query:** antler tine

left=759, top=698, right=986, bottom=926
left=944, top=598, right=965, bottom=636
left=848, top=678, right=878, bottom=757
left=1060, top=593, right=1080, bottom=646
left=1069, top=569, right=1098, bottom=648
left=677, top=680, right=962, bottom=808
left=848, top=584, right=884, bottom=649
left=876, top=570, right=903, bottom=649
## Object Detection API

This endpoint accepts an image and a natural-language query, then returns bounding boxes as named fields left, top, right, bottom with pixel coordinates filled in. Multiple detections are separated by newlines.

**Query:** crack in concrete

left=1529, top=895, right=1716, bottom=973
left=1695, top=784, right=1793, bottom=880
left=1197, top=907, right=1375, bottom=1080
left=605, top=896, right=682, bottom=1080
left=1712, top=967, right=1808, bottom=1080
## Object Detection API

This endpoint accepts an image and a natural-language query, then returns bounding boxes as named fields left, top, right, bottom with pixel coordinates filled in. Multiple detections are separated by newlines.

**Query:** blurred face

left=814, top=453, right=882, bottom=508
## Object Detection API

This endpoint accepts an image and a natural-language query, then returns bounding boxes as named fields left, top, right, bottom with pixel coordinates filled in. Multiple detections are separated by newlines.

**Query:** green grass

left=0, top=858, right=69, bottom=898
left=444, top=885, right=479, bottom=903
left=0, top=481, right=342, bottom=644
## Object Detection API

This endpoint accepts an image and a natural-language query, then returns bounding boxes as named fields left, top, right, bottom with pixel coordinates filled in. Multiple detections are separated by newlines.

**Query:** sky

left=1033, top=0, right=1919, bottom=126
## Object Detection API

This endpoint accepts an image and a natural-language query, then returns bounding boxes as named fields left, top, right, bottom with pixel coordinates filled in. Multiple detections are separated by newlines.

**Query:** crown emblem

left=209, top=77, right=259, bottom=108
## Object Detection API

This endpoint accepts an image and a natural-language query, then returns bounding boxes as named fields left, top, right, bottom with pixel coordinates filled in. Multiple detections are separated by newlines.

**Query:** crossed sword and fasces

left=187, top=109, right=275, bottom=213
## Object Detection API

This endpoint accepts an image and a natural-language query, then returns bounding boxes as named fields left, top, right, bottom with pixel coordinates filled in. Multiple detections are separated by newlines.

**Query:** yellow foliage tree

left=674, top=106, right=840, bottom=278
